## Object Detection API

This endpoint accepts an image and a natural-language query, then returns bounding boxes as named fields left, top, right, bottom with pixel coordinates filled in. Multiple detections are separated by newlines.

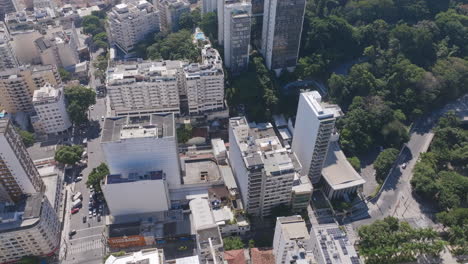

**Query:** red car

left=71, top=208, right=80, bottom=214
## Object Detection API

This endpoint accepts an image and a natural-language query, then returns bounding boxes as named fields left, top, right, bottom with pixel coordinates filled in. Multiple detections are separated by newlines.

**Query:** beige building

left=0, top=65, right=61, bottom=113
left=31, top=83, right=72, bottom=134
left=273, top=216, right=313, bottom=264
left=0, top=22, right=19, bottom=71
left=158, top=0, right=190, bottom=32
left=0, top=193, right=60, bottom=263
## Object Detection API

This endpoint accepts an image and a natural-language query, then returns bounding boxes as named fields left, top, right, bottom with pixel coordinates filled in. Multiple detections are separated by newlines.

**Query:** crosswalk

left=69, top=239, right=103, bottom=255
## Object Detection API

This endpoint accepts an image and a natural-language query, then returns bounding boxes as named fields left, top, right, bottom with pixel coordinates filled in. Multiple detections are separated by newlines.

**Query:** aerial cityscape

left=0, top=0, right=467, bottom=263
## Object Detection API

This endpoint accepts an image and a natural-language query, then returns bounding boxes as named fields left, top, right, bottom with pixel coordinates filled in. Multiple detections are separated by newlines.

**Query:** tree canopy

left=64, top=86, right=96, bottom=125
left=223, top=237, right=244, bottom=251
left=16, top=128, right=35, bottom=147
left=136, top=30, right=199, bottom=62
left=374, top=148, right=399, bottom=182
left=86, top=163, right=109, bottom=192
left=55, top=145, right=84, bottom=165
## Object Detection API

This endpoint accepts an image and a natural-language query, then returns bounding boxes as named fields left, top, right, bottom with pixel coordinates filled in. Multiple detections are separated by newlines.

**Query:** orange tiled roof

left=224, top=249, right=246, bottom=264
left=251, top=248, right=275, bottom=264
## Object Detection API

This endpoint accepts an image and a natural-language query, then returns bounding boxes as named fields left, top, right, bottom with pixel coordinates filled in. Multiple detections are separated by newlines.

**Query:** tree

left=55, top=145, right=84, bottom=165
left=144, top=30, right=199, bottom=62
left=18, top=256, right=41, bottom=264
left=177, top=124, right=192, bottom=143
left=374, top=148, right=398, bottom=182
left=59, top=67, right=71, bottom=82
left=347, top=156, right=361, bottom=172
left=86, top=163, right=109, bottom=192
left=17, top=128, right=35, bottom=147
left=223, top=237, right=244, bottom=250
left=179, top=9, right=201, bottom=30
left=248, top=239, right=255, bottom=248
left=200, top=12, right=217, bottom=41
left=358, top=217, right=445, bottom=264
left=64, top=86, right=96, bottom=125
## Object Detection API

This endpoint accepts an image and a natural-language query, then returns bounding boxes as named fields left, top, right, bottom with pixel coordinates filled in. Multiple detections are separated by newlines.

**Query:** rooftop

left=224, top=249, right=245, bottom=264
left=189, top=197, right=215, bottom=230
left=107, top=60, right=184, bottom=84
left=105, top=171, right=165, bottom=185
left=0, top=193, right=44, bottom=232
left=183, top=159, right=222, bottom=185
left=277, top=215, right=309, bottom=241
left=301, top=91, right=342, bottom=120
left=33, top=83, right=61, bottom=103
left=321, top=141, right=365, bottom=190
left=105, top=248, right=164, bottom=264
left=101, top=114, right=175, bottom=143
left=250, top=248, right=275, bottom=264
left=292, top=174, right=313, bottom=194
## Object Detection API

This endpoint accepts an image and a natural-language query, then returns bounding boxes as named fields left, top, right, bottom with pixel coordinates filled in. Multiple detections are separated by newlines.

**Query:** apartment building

left=108, top=0, right=160, bottom=54
left=291, top=174, right=312, bottom=212
left=0, top=193, right=60, bottom=263
left=31, top=83, right=71, bottom=134
left=102, top=171, right=170, bottom=217
left=158, top=0, right=189, bottom=33
left=273, top=215, right=312, bottom=264
left=261, top=0, right=306, bottom=75
left=35, top=28, right=80, bottom=69
left=101, top=113, right=181, bottom=189
left=291, top=91, right=342, bottom=184
left=183, top=45, right=224, bottom=114
left=218, top=0, right=251, bottom=74
left=0, top=119, right=44, bottom=203
left=201, top=0, right=216, bottom=14
left=106, top=60, right=184, bottom=116
left=228, top=117, right=301, bottom=217
left=0, top=64, right=61, bottom=113
left=0, top=22, right=19, bottom=71
left=0, top=0, right=18, bottom=20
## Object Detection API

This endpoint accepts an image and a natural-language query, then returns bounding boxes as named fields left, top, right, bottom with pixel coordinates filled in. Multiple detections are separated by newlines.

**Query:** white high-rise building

left=183, top=45, right=224, bottom=114
left=0, top=119, right=44, bottom=203
left=0, top=22, right=18, bottom=71
left=261, top=0, right=306, bottom=75
left=291, top=91, right=341, bottom=184
left=101, top=113, right=181, bottom=188
left=108, top=0, right=160, bottom=54
left=0, top=193, right=60, bottom=263
left=106, top=61, right=184, bottom=116
left=201, top=0, right=216, bottom=14
left=273, top=215, right=311, bottom=264
left=31, top=83, right=71, bottom=134
left=228, top=117, right=302, bottom=217
left=218, top=0, right=251, bottom=74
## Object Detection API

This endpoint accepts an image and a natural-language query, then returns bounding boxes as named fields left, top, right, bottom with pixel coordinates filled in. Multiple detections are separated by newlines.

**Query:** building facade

left=201, top=0, right=216, bottom=14
left=261, top=0, right=306, bottom=75
left=35, top=28, right=80, bottom=69
left=0, top=22, right=19, bottom=71
left=0, top=65, right=61, bottom=114
left=183, top=45, right=224, bottom=115
left=106, top=61, right=184, bottom=116
left=0, top=119, right=44, bottom=203
left=218, top=0, right=251, bottom=74
left=0, top=193, right=60, bottom=263
left=158, top=0, right=189, bottom=33
left=108, top=0, right=160, bottom=54
left=105, top=248, right=165, bottom=264
left=273, top=215, right=311, bottom=264
left=31, top=83, right=71, bottom=134
left=229, top=117, right=301, bottom=217
left=101, top=114, right=181, bottom=189
left=291, top=91, right=341, bottom=184
left=0, top=0, right=18, bottom=20
left=291, top=175, right=312, bottom=212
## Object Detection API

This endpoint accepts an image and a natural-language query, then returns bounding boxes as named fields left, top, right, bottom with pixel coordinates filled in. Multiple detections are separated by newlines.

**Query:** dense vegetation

left=82, top=11, right=108, bottom=49
left=358, top=217, right=445, bottom=264
left=373, top=148, right=399, bottom=182
left=86, top=163, right=109, bottom=192
left=223, top=236, right=245, bottom=250
left=436, top=208, right=468, bottom=256
left=55, top=145, right=84, bottom=165
left=64, top=86, right=96, bottom=125
left=16, top=128, right=35, bottom=147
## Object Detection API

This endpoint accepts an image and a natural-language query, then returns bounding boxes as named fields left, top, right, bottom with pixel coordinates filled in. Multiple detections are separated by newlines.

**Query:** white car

left=101, top=116, right=105, bottom=121
left=401, top=163, right=407, bottom=169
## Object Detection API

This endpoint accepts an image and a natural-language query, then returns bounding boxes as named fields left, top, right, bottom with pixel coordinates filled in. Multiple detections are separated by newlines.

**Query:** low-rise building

left=309, top=222, right=361, bottom=264
left=105, top=248, right=165, bottom=264
left=273, top=215, right=311, bottom=264
left=102, top=171, right=171, bottom=217
left=31, top=83, right=71, bottom=134
left=0, top=193, right=60, bottom=263
left=108, top=0, right=160, bottom=54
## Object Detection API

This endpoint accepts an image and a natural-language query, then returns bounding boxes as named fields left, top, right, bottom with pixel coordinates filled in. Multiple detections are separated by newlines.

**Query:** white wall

left=228, top=127, right=249, bottom=210
left=103, top=179, right=170, bottom=216
left=102, top=137, right=181, bottom=188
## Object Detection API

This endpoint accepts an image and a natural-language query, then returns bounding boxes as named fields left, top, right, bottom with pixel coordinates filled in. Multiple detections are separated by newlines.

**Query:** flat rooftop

left=322, top=141, right=365, bottom=190
left=189, top=197, right=215, bottom=230
left=0, top=193, right=43, bottom=232
left=277, top=215, right=309, bottom=241
left=106, top=171, right=165, bottom=184
left=183, top=159, right=221, bottom=184
left=301, top=91, right=342, bottom=120
left=101, top=113, right=174, bottom=143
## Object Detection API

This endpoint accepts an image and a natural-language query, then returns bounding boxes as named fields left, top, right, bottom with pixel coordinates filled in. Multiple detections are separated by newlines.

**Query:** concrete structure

left=0, top=0, right=18, bottom=20
left=202, top=0, right=216, bottom=14
left=108, top=0, right=160, bottom=54
left=35, top=161, right=63, bottom=213
left=105, top=248, right=165, bottom=264
left=309, top=222, right=361, bottom=264
left=291, top=174, right=312, bottom=212
left=102, top=171, right=171, bottom=216
left=0, top=22, right=19, bottom=70
left=31, top=83, right=71, bottom=134
left=101, top=114, right=181, bottom=188
left=229, top=117, right=301, bottom=217
left=189, top=197, right=224, bottom=263
left=321, top=141, right=365, bottom=200
left=158, top=0, right=189, bottom=33
left=35, top=28, right=80, bottom=69
left=0, top=119, right=44, bottom=203
left=5, top=9, right=57, bottom=34
left=261, top=0, right=306, bottom=75
left=183, top=45, right=224, bottom=114
left=218, top=0, right=251, bottom=74
left=106, top=60, right=184, bottom=116
left=291, top=91, right=341, bottom=184
left=0, top=193, right=60, bottom=263
left=0, top=64, right=61, bottom=114
left=273, top=215, right=311, bottom=264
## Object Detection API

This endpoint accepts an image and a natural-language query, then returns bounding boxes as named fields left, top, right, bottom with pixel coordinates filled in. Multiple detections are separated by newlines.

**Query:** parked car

left=401, top=163, right=407, bottom=169
left=71, top=208, right=80, bottom=214
left=74, top=177, right=83, bottom=182
left=69, top=230, right=77, bottom=238
left=83, top=216, right=87, bottom=223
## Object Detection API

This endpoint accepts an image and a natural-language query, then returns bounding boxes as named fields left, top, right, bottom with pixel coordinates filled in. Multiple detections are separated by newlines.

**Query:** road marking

left=70, top=234, right=102, bottom=241
left=75, top=225, right=105, bottom=232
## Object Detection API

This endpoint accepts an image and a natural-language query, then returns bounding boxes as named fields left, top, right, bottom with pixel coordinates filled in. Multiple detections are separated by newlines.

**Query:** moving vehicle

left=74, top=176, right=83, bottom=182
left=101, top=116, right=105, bottom=121
left=72, top=192, right=82, bottom=201
left=71, top=208, right=80, bottom=214
left=72, top=199, right=82, bottom=209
